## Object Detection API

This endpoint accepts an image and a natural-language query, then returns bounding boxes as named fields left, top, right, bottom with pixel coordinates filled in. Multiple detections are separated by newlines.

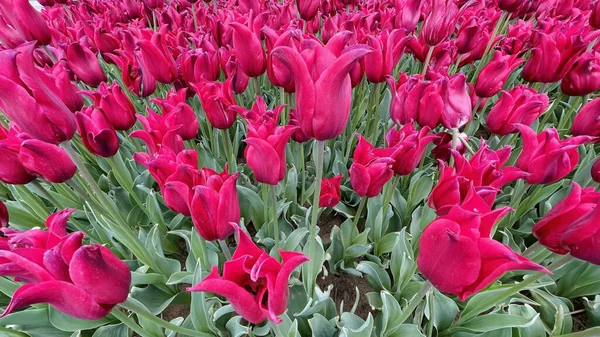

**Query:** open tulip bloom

left=2, top=0, right=600, bottom=335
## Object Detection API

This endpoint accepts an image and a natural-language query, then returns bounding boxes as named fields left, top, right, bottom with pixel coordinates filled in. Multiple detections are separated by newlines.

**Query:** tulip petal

left=190, top=186, right=220, bottom=241
left=269, top=250, right=309, bottom=316
left=163, top=181, right=191, bottom=216
left=244, top=137, right=281, bottom=185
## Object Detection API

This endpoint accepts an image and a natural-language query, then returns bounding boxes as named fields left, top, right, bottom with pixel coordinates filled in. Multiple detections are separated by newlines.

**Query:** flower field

left=1, top=0, right=600, bottom=336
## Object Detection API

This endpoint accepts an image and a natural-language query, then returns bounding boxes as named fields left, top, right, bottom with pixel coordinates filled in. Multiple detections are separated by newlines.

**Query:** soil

left=571, top=298, right=591, bottom=332
left=473, top=127, right=491, bottom=139
left=162, top=303, right=191, bottom=322
left=317, top=270, right=374, bottom=320
left=318, top=213, right=343, bottom=245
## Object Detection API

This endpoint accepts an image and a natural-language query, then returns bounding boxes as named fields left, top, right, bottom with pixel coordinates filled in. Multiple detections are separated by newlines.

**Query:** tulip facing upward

left=86, top=83, right=137, bottom=131
left=271, top=44, right=372, bottom=141
left=229, top=21, right=266, bottom=78
left=364, top=29, right=412, bottom=83
left=373, top=124, right=436, bottom=176
left=421, top=0, right=459, bottom=47
left=191, top=78, right=239, bottom=129
left=486, top=85, right=549, bottom=136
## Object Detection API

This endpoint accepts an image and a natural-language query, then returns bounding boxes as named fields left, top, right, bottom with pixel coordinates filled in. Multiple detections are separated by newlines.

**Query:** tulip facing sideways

left=188, top=226, right=309, bottom=324
left=572, top=97, right=600, bottom=137
left=349, top=135, right=395, bottom=198
left=486, top=86, right=549, bottom=136
left=320, top=175, right=343, bottom=208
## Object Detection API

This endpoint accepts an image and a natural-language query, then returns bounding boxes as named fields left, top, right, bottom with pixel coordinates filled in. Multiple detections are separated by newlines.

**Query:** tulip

left=188, top=226, right=309, bottom=323
left=106, top=51, right=156, bottom=98
left=561, top=51, right=600, bottom=96
left=180, top=44, right=221, bottom=83
left=262, top=27, right=301, bottom=93
left=319, top=175, right=343, bottom=208
left=592, top=157, right=600, bottom=184
left=0, top=201, right=7, bottom=228
left=349, top=135, right=395, bottom=198
left=418, top=198, right=547, bottom=301
left=271, top=45, right=372, bottom=140
left=398, top=0, right=421, bottom=33
left=75, top=107, right=120, bottom=158
left=143, top=0, right=165, bottom=9
left=229, top=21, right=266, bottom=78
left=296, top=0, right=320, bottom=21
left=561, top=205, right=600, bottom=265
left=572, top=97, right=600, bottom=137
left=0, top=0, right=52, bottom=45
left=486, top=86, right=549, bottom=135
left=0, top=44, right=76, bottom=144
left=364, top=29, right=411, bottom=83
left=431, top=131, right=467, bottom=163
left=152, top=89, right=199, bottom=141
left=522, top=30, right=586, bottom=84
left=241, top=98, right=296, bottom=185
left=289, top=109, right=311, bottom=143
left=18, top=139, right=77, bottom=184
left=51, top=62, right=84, bottom=113
left=219, top=48, right=250, bottom=94
left=533, top=183, right=600, bottom=255
left=86, top=83, right=137, bottom=131
left=66, top=42, right=106, bottom=87
left=374, top=125, right=436, bottom=176
left=498, top=0, right=531, bottom=12
left=191, top=78, right=239, bottom=129
left=137, top=29, right=178, bottom=84
left=475, top=51, right=524, bottom=98
left=421, top=0, right=459, bottom=47
left=131, top=109, right=185, bottom=155
left=190, top=169, right=240, bottom=241
left=592, top=1, right=600, bottom=29
left=0, top=127, right=35, bottom=185
left=516, top=125, right=593, bottom=184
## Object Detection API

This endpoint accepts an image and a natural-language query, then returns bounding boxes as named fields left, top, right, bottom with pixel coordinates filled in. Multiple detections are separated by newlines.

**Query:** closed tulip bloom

left=592, top=1, right=600, bottom=29
left=431, top=131, right=467, bottom=163
left=18, top=139, right=77, bottom=183
left=516, top=125, right=593, bottom=184
left=66, top=42, right=106, bottom=87
left=272, top=45, right=372, bottom=140
left=364, top=29, right=411, bottom=83
left=398, top=0, right=422, bottom=33
left=421, top=0, right=459, bottom=47
left=86, top=83, right=136, bottom=131
left=152, top=89, right=199, bottom=141
left=562, top=205, right=600, bottom=265
left=349, top=135, right=395, bottom=198
left=296, top=0, right=320, bottom=20
left=572, top=97, right=600, bottom=137
left=0, top=127, right=35, bottom=185
left=0, top=44, right=76, bottom=144
left=418, top=197, right=547, bottom=301
left=191, top=78, right=239, bottom=129
left=374, top=125, right=436, bottom=176
left=229, top=21, right=266, bottom=78
left=561, top=51, right=600, bottom=96
left=51, top=62, right=84, bottom=113
left=190, top=169, right=240, bottom=241
left=498, top=0, right=531, bottom=12
left=320, top=175, right=343, bottom=208
left=439, top=73, right=472, bottom=129
left=262, top=27, right=301, bottom=93
left=533, top=183, right=600, bottom=255
left=0, top=0, right=52, bottom=45
left=180, top=44, right=221, bottom=83
left=188, top=226, right=309, bottom=324
left=592, top=157, right=600, bottom=184
left=137, top=29, right=178, bottom=84
left=475, top=51, right=524, bottom=97
left=0, top=201, right=7, bottom=228
left=143, top=0, right=164, bottom=9
left=486, top=86, right=549, bottom=135
left=219, top=48, right=250, bottom=94
left=75, top=107, right=120, bottom=158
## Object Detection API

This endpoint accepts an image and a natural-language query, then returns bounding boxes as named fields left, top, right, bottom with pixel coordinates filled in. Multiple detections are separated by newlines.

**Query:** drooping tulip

left=75, top=107, right=120, bottom=158
left=320, top=175, right=343, bottom=208
left=191, top=78, right=239, bottom=129
left=475, top=51, right=524, bottom=98
left=486, top=86, right=549, bottom=135
left=66, top=42, right=106, bottom=87
left=188, top=226, right=309, bottom=324
left=18, top=139, right=77, bottom=183
left=516, top=125, right=593, bottom=184
left=271, top=45, right=372, bottom=140
left=561, top=51, right=600, bottom=96
left=349, top=135, right=395, bottom=198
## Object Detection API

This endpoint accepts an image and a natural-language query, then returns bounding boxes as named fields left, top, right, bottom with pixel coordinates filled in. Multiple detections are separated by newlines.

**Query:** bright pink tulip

left=486, top=85, right=549, bottom=135
left=0, top=127, right=35, bottom=185
left=271, top=44, right=372, bottom=140
left=561, top=51, right=600, bottom=96
left=421, top=0, right=459, bottom=46
left=229, top=21, right=266, bottom=78
left=66, top=42, right=106, bottom=87
left=397, top=0, right=421, bottom=33
left=320, top=175, right=343, bottom=208
left=86, top=83, right=137, bottom=131
left=18, top=139, right=77, bottom=184
left=572, top=97, right=600, bottom=137
left=475, top=51, right=524, bottom=97
left=219, top=48, right=250, bottom=94
left=592, top=157, right=600, bottom=184
left=0, top=201, right=7, bottom=228
left=364, top=30, right=411, bottom=83
left=296, top=0, right=320, bottom=21
left=0, top=0, right=52, bottom=45
left=374, top=125, right=436, bottom=176
left=191, top=78, right=239, bottom=129
left=75, top=107, right=120, bottom=158
left=188, top=226, right=309, bottom=323
left=262, top=27, right=301, bottom=93
left=419, top=195, right=546, bottom=301
left=349, top=135, right=395, bottom=198
left=498, top=0, right=532, bottom=12
left=51, top=62, right=84, bottom=113
left=152, top=89, right=199, bottom=141
left=516, top=125, right=593, bottom=184
left=180, top=44, right=221, bottom=83
left=136, top=28, right=178, bottom=84
left=105, top=51, right=156, bottom=97
left=592, top=1, right=600, bottom=29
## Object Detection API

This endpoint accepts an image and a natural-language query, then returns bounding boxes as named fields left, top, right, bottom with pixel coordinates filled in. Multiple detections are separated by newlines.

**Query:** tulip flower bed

left=2, top=0, right=600, bottom=336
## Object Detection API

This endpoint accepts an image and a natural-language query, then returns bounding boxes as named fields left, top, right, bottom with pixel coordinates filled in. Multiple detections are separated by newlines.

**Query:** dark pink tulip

left=93, top=27, right=121, bottom=54
left=66, top=42, right=106, bottom=87
left=561, top=51, right=600, bottom=96
left=349, top=135, right=395, bottom=198
left=0, top=127, right=35, bottom=185
left=180, top=44, right=221, bottom=84
left=486, top=85, right=549, bottom=135
left=0, top=201, right=7, bottom=228
left=137, top=30, right=178, bottom=84
left=374, top=125, right=436, bottom=176
left=296, top=0, right=320, bottom=21
left=190, top=169, right=240, bottom=241
left=188, top=226, right=309, bottom=323
left=271, top=45, right=372, bottom=140
left=421, top=0, right=459, bottom=46
left=498, top=0, right=531, bottom=12
left=592, top=1, right=600, bottom=29
left=364, top=29, right=411, bottom=83
left=75, top=107, right=120, bottom=158
left=289, top=109, right=311, bottom=143
left=219, top=48, right=250, bottom=94
left=191, top=78, right=239, bottom=129
left=419, top=198, right=546, bottom=301
left=143, top=0, right=164, bottom=9
left=51, top=62, right=84, bottom=113
left=516, top=125, right=593, bottom=184
left=241, top=97, right=295, bottom=185
left=0, top=45, right=76, bottom=144
left=397, top=0, right=422, bottom=33
left=152, top=89, right=199, bottom=141
left=320, top=175, right=343, bottom=208
left=562, top=205, right=600, bottom=265
left=0, top=0, right=52, bottom=45
left=106, top=51, right=156, bottom=98
left=230, top=21, right=266, bottom=78
left=18, top=139, right=77, bottom=183
left=86, top=83, right=136, bottom=131
left=593, top=157, right=600, bottom=184
left=572, top=97, right=600, bottom=137
left=431, top=131, right=467, bottom=163
left=262, top=27, right=301, bottom=93
left=475, top=51, right=524, bottom=98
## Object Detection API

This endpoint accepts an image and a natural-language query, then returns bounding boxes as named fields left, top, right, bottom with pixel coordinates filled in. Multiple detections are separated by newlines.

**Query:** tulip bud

left=0, top=128, right=35, bottom=185
left=592, top=1, right=600, bottom=29
left=296, top=0, right=320, bottom=21
left=561, top=51, right=600, bottom=97
left=475, top=51, right=523, bottom=98
left=0, top=201, right=8, bottom=228
left=18, top=139, right=77, bottom=183
left=486, top=85, right=549, bottom=135
left=572, top=97, right=600, bottom=137
left=75, top=107, right=120, bottom=158
left=319, top=175, right=343, bottom=208
left=66, top=42, right=106, bottom=87
left=229, top=22, right=266, bottom=78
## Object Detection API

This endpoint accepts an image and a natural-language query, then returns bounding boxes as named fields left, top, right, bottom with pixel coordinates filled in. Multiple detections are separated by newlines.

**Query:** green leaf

left=309, top=313, right=337, bottom=337
left=91, top=324, right=129, bottom=337
left=427, top=289, right=459, bottom=332
left=554, top=327, right=600, bottom=337
left=449, top=314, right=539, bottom=334
left=237, top=185, right=266, bottom=228
left=508, top=304, right=545, bottom=337
left=389, top=324, right=426, bottom=337
left=356, top=261, right=391, bottom=292
left=48, top=307, right=113, bottom=332
left=338, top=313, right=374, bottom=337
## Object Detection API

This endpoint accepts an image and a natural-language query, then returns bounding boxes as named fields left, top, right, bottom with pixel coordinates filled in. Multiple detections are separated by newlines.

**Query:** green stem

left=218, top=239, right=232, bottom=261
left=458, top=134, right=475, bottom=155
left=106, top=155, right=149, bottom=218
left=538, top=92, right=563, bottom=132
left=396, top=281, right=433, bottom=325
left=375, top=176, right=401, bottom=255
left=271, top=184, right=279, bottom=252
left=299, top=143, right=306, bottom=204
left=42, top=45, right=56, bottom=64
left=111, top=309, right=155, bottom=337
left=262, top=183, right=269, bottom=231
left=307, top=140, right=325, bottom=298
left=221, top=128, right=237, bottom=173
left=253, top=77, right=261, bottom=97
left=352, top=196, right=368, bottom=229
left=449, top=128, right=459, bottom=167
left=421, top=47, right=434, bottom=75
left=522, top=241, right=542, bottom=258
left=29, top=180, right=61, bottom=209
left=368, top=82, right=382, bottom=144
left=118, top=298, right=213, bottom=337
left=66, top=179, right=95, bottom=206
left=191, top=2, right=199, bottom=31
